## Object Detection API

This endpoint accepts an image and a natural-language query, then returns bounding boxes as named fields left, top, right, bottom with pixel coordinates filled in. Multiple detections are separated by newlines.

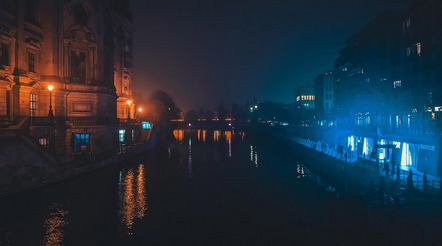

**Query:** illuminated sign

left=142, top=122, right=151, bottom=129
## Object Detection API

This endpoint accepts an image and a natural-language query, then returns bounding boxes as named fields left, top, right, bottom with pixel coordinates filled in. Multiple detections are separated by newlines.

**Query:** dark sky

left=131, top=0, right=411, bottom=111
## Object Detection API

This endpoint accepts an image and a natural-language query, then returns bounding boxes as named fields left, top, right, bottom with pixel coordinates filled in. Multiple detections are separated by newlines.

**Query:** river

left=0, top=128, right=439, bottom=245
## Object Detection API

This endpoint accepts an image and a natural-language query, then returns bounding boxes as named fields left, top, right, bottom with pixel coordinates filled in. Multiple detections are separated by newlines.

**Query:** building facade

left=331, top=1, right=442, bottom=176
left=0, top=0, right=138, bottom=161
left=295, top=85, right=315, bottom=110
left=314, top=72, right=334, bottom=126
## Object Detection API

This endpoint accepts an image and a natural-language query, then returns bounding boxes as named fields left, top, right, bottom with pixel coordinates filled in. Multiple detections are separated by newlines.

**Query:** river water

left=0, top=128, right=438, bottom=245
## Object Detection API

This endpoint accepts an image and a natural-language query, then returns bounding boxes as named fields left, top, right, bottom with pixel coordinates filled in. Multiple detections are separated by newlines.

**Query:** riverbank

left=260, top=126, right=442, bottom=206
left=257, top=126, right=442, bottom=244
left=0, top=125, right=169, bottom=198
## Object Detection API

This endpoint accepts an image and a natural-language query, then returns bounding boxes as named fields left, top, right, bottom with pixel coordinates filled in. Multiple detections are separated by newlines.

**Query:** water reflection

left=296, top=163, right=312, bottom=179
left=42, top=203, right=69, bottom=246
left=224, top=131, right=232, bottom=142
left=228, top=139, right=232, bottom=157
left=118, top=164, right=148, bottom=235
left=239, top=131, right=245, bottom=141
left=197, top=129, right=207, bottom=143
left=250, top=145, right=258, bottom=167
left=188, top=138, right=193, bottom=178
left=173, top=129, right=184, bottom=143
left=213, top=130, right=220, bottom=143
left=225, top=131, right=233, bottom=157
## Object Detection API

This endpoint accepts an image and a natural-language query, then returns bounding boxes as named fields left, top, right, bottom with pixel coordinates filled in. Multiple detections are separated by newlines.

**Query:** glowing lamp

left=47, top=84, right=54, bottom=117
left=127, top=100, right=131, bottom=105
left=138, top=107, right=142, bottom=112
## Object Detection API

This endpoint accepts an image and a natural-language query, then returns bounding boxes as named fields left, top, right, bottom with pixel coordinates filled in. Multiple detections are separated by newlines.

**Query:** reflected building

left=213, top=130, right=220, bottom=143
left=188, top=138, right=192, bottom=178
left=173, top=129, right=184, bottom=143
left=202, top=130, right=206, bottom=143
left=42, top=203, right=69, bottom=246
left=250, top=145, right=258, bottom=167
left=118, top=164, right=147, bottom=235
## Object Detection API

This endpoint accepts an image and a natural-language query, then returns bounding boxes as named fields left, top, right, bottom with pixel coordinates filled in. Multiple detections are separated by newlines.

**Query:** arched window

left=73, top=4, right=88, bottom=26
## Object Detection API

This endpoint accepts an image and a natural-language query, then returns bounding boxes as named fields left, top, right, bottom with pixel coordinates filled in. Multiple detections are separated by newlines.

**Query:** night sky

left=131, top=0, right=411, bottom=111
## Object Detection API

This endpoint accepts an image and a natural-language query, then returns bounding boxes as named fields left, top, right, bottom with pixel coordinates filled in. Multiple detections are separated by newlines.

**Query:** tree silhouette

left=148, top=90, right=180, bottom=124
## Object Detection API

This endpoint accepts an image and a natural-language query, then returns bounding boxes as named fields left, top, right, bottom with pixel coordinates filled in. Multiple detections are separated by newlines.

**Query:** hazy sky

left=131, top=0, right=411, bottom=111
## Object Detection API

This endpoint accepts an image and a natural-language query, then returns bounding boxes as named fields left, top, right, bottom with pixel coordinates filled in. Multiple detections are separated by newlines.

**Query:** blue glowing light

left=142, top=121, right=151, bottom=129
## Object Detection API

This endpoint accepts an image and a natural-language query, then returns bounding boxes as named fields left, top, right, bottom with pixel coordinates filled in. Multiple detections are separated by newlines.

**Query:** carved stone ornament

left=25, top=37, right=42, bottom=49
left=64, top=24, right=95, bottom=43
left=0, top=24, right=15, bottom=39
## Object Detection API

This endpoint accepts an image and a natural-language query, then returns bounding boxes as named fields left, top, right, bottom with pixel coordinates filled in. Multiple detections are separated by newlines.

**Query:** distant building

left=296, top=85, right=315, bottom=110
left=314, top=72, right=334, bottom=117
left=0, top=0, right=139, bottom=160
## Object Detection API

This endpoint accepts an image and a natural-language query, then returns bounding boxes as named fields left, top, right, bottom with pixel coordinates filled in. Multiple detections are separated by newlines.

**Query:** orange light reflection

left=43, top=203, right=69, bottom=246
left=118, top=164, right=148, bottom=235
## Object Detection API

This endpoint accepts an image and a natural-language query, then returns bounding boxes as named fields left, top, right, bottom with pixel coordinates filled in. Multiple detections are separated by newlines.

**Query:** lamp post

left=48, top=84, right=54, bottom=117
left=127, top=100, right=131, bottom=119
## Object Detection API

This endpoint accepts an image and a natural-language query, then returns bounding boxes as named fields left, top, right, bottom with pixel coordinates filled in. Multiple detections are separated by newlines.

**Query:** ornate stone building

left=0, top=0, right=137, bottom=160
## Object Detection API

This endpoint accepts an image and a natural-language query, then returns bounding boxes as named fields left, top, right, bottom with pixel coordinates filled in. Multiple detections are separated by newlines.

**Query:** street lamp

left=48, top=84, right=54, bottom=117
left=127, top=100, right=131, bottom=119
left=136, top=107, right=143, bottom=120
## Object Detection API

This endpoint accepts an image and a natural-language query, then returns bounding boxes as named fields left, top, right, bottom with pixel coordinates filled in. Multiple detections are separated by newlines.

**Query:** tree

left=148, top=90, right=180, bottom=124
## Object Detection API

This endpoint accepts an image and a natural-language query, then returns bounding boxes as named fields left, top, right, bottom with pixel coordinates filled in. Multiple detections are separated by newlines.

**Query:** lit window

left=393, top=80, right=402, bottom=88
left=75, top=133, right=90, bottom=152
left=28, top=52, right=35, bottom=72
left=119, top=129, right=125, bottom=142
left=39, top=137, right=49, bottom=148
left=30, top=93, right=37, bottom=116
left=296, top=96, right=300, bottom=102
